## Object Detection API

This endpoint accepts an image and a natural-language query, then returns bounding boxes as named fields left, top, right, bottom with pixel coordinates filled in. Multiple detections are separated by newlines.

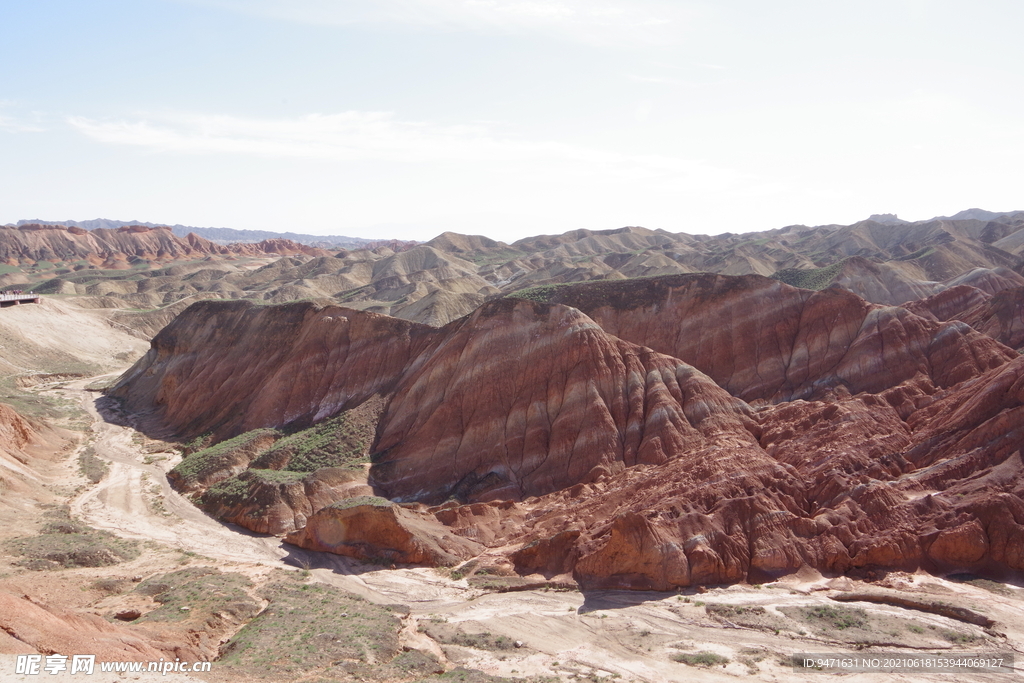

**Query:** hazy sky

left=2, top=1, right=1021, bottom=241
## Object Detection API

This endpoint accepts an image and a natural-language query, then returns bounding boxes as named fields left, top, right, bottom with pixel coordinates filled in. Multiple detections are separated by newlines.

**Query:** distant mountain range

left=11, top=218, right=385, bottom=249
left=12, top=209, right=1023, bottom=246
left=5, top=208, right=1023, bottom=331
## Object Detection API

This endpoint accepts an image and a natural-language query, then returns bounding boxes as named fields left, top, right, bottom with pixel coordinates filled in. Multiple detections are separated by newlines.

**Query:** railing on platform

left=0, top=294, right=41, bottom=305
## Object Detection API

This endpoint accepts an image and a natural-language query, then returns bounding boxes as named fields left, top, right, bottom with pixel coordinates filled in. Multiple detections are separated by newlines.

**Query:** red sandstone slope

left=533, top=274, right=1015, bottom=403
left=0, top=404, right=70, bottom=509
left=110, top=300, right=438, bottom=439
left=370, top=298, right=763, bottom=503
left=110, top=274, right=1024, bottom=587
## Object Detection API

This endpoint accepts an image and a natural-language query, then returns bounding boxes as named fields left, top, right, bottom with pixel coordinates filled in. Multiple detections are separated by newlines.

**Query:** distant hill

left=13, top=219, right=388, bottom=249
left=938, top=208, right=1023, bottom=222
left=6, top=209, right=1024, bottom=328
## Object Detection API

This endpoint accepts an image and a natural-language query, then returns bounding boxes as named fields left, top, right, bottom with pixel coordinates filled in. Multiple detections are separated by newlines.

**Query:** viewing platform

left=0, top=294, right=41, bottom=307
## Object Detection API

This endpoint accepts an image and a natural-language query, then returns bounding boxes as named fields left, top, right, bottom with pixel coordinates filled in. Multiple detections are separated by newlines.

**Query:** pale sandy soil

left=3, top=299, right=1024, bottom=682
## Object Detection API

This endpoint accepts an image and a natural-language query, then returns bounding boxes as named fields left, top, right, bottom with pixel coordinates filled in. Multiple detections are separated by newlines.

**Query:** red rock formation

left=200, top=468, right=373, bottom=535
left=111, top=274, right=1024, bottom=588
left=959, top=287, right=1024, bottom=350
left=285, top=498, right=483, bottom=566
left=110, top=301, right=438, bottom=439
left=0, top=592, right=201, bottom=661
left=539, top=274, right=1015, bottom=402
left=901, top=284, right=991, bottom=323
left=371, top=297, right=760, bottom=503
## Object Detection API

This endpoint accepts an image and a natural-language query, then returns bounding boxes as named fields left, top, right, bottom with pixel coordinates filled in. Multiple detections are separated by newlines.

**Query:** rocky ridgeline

left=0, top=224, right=330, bottom=266
left=109, top=272, right=1024, bottom=589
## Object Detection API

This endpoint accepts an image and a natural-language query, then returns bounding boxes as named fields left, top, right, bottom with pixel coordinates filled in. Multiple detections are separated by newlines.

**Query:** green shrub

left=673, top=651, right=729, bottom=667
left=169, top=428, right=280, bottom=487
left=770, top=259, right=849, bottom=290
left=806, top=605, right=867, bottom=630
left=252, top=413, right=371, bottom=473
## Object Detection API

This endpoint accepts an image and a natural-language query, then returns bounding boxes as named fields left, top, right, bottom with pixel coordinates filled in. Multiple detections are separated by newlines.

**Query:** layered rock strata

left=112, top=273, right=1024, bottom=585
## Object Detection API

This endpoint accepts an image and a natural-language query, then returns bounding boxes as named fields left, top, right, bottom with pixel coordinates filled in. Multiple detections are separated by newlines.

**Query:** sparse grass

left=803, top=605, right=867, bottom=630
left=6, top=510, right=138, bottom=570
left=409, top=668, right=524, bottom=682
left=420, top=621, right=518, bottom=652
left=672, top=651, right=729, bottom=667
left=941, top=629, right=979, bottom=644
left=218, top=572, right=402, bottom=679
left=328, top=495, right=392, bottom=511
left=135, top=567, right=260, bottom=623
left=91, top=577, right=133, bottom=594
left=78, top=446, right=108, bottom=483
left=706, top=604, right=765, bottom=618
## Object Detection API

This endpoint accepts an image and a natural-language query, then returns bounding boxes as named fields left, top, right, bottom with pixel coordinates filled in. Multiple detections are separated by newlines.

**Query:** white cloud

left=67, top=110, right=741, bottom=190
left=0, top=115, right=45, bottom=133
left=182, top=0, right=692, bottom=45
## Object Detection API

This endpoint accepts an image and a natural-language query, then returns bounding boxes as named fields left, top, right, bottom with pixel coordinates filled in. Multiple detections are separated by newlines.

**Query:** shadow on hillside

left=280, top=544, right=397, bottom=576
left=577, top=588, right=702, bottom=614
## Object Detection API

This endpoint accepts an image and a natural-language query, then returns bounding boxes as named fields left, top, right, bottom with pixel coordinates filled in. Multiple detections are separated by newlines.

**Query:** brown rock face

left=901, top=284, right=992, bottom=322
left=285, top=498, right=483, bottom=566
left=960, top=286, right=1024, bottom=350
left=110, top=300, right=437, bottom=439
left=200, top=468, right=373, bottom=535
left=541, top=274, right=1015, bottom=402
left=370, top=297, right=759, bottom=503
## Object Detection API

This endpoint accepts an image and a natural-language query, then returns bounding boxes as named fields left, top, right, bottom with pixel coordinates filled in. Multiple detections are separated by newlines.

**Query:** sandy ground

left=35, top=377, right=1023, bottom=682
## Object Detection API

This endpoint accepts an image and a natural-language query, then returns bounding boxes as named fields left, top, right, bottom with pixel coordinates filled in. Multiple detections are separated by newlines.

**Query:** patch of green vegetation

left=941, top=629, right=979, bottom=644
left=706, top=604, right=765, bottom=618
left=336, top=285, right=370, bottom=302
left=898, top=246, right=936, bottom=261
left=169, top=428, right=280, bottom=488
left=251, top=412, right=372, bottom=473
left=78, top=446, right=108, bottom=483
left=329, top=495, right=392, bottom=511
left=507, top=283, right=572, bottom=303
left=218, top=573, right=402, bottom=679
left=770, top=259, right=849, bottom=291
left=420, top=621, right=517, bottom=652
left=135, top=567, right=260, bottom=623
left=672, top=651, right=730, bottom=667
left=200, top=469, right=307, bottom=510
left=0, top=264, right=22, bottom=275
left=410, top=667, right=528, bottom=682
left=803, top=605, right=868, bottom=630
left=6, top=510, right=139, bottom=570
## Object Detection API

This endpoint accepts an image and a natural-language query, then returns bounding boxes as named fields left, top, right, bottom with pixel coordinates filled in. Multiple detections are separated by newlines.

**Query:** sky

left=1, top=1, right=1022, bottom=242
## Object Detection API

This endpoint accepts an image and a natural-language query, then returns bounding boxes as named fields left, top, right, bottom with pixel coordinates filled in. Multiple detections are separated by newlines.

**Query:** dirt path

left=45, top=376, right=1024, bottom=683
left=59, top=376, right=468, bottom=607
